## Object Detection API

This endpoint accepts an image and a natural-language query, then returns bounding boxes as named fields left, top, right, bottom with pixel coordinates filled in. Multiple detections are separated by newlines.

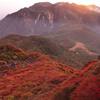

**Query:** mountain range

left=0, top=2, right=100, bottom=99
left=0, top=2, right=100, bottom=37
left=0, top=2, right=100, bottom=68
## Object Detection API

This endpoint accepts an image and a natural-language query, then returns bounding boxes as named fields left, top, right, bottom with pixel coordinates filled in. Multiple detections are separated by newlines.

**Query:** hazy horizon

left=0, top=0, right=100, bottom=20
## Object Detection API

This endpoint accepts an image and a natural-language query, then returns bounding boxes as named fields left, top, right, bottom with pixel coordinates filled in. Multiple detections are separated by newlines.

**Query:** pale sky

left=0, top=0, right=100, bottom=20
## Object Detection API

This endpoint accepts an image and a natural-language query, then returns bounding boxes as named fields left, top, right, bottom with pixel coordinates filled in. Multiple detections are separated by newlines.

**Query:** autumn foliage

left=0, top=45, right=99, bottom=100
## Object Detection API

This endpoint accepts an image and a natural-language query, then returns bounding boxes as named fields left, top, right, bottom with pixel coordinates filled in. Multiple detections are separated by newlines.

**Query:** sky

left=0, top=0, right=100, bottom=20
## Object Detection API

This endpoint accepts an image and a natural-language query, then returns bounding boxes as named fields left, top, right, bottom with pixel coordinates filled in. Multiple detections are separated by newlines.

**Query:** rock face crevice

left=0, top=2, right=100, bottom=37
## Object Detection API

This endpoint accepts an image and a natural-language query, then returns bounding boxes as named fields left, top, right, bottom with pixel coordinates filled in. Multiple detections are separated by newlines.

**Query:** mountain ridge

left=0, top=2, right=100, bottom=37
left=0, top=2, right=99, bottom=58
left=0, top=35, right=97, bottom=69
left=0, top=2, right=100, bottom=100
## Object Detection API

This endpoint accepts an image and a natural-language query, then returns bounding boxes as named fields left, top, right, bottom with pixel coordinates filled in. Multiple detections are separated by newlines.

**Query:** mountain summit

left=0, top=2, right=100, bottom=37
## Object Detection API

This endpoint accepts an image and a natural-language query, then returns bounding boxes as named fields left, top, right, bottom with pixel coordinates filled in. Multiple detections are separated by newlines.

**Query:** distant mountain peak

left=30, top=2, right=52, bottom=9
left=0, top=2, right=100, bottom=44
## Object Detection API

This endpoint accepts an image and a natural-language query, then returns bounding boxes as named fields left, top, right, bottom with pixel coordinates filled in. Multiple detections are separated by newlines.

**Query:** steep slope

left=0, top=2, right=100, bottom=37
left=0, top=45, right=99, bottom=100
left=0, top=45, right=42, bottom=75
left=71, top=61, right=100, bottom=100
left=0, top=45, right=75, bottom=99
left=37, top=60, right=100, bottom=100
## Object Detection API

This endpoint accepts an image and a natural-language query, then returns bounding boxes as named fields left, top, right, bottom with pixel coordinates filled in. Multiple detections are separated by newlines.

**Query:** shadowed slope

left=0, top=35, right=97, bottom=69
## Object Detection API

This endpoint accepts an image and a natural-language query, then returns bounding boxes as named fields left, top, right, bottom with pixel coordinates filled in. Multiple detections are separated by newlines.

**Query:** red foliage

left=0, top=46, right=99, bottom=100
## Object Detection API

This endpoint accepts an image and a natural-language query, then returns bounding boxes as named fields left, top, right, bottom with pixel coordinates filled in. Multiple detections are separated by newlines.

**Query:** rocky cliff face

left=0, top=2, right=100, bottom=37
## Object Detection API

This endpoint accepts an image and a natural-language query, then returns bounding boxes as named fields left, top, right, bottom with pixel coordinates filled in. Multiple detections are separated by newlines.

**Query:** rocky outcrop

left=0, top=2, right=100, bottom=37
